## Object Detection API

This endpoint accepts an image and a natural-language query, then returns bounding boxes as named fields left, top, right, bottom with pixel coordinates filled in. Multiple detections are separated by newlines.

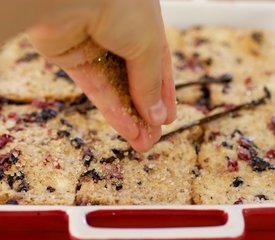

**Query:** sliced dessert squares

left=0, top=103, right=85, bottom=205
left=0, top=34, right=82, bottom=102
left=74, top=104, right=203, bottom=205
left=173, top=26, right=275, bottom=106
left=75, top=130, right=198, bottom=205
left=193, top=104, right=275, bottom=204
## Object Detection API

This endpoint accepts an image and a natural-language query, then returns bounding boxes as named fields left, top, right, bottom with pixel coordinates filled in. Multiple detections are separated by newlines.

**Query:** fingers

left=26, top=0, right=174, bottom=151
left=65, top=62, right=139, bottom=141
left=65, top=61, right=161, bottom=151
left=127, top=37, right=176, bottom=128
left=127, top=43, right=167, bottom=127
left=28, top=12, right=88, bottom=56
left=128, top=125, right=161, bottom=152
left=161, top=40, right=177, bottom=124
left=29, top=20, right=163, bottom=151
left=88, top=0, right=174, bottom=127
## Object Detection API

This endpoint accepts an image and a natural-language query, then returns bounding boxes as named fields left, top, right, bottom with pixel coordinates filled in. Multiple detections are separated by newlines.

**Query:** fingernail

left=149, top=100, right=167, bottom=126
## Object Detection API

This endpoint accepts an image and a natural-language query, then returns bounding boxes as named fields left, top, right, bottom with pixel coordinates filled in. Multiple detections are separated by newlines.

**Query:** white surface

left=1, top=1, right=275, bottom=239
left=162, top=0, right=275, bottom=30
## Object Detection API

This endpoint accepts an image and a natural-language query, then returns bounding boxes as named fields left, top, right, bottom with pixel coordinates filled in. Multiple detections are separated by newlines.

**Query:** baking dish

left=0, top=0, right=275, bottom=239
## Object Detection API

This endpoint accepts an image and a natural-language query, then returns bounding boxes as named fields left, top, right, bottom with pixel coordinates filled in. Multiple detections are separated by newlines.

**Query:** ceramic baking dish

left=0, top=0, right=274, bottom=239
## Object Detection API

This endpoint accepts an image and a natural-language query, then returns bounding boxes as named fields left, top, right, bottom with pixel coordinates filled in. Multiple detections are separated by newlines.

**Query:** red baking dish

left=0, top=205, right=274, bottom=239
left=0, top=0, right=274, bottom=239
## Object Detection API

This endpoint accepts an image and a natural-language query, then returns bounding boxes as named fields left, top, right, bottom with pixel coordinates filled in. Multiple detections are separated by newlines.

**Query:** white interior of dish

left=161, top=0, right=275, bottom=30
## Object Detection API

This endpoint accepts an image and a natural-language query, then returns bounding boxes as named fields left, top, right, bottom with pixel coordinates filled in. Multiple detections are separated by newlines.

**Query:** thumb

left=127, top=40, right=167, bottom=127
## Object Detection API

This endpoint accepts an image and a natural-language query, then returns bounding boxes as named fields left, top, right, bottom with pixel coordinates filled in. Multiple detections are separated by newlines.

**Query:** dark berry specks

left=251, top=32, right=264, bottom=45
left=100, top=156, right=116, bottom=164
left=6, top=199, right=19, bottom=205
left=111, top=148, right=125, bottom=160
left=7, top=175, right=14, bottom=188
left=6, top=171, right=27, bottom=190
left=57, top=130, right=71, bottom=138
left=221, top=141, right=233, bottom=149
left=143, top=165, right=153, bottom=173
left=191, top=167, right=201, bottom=177
left=40, top=108, right=57, bottom=120
left=231, top=177, right=244, bottom=188
left=147, top=153, right=160, bottom=161
left=255, top=194, right=268, bottom=200
left=0, top=149, right=21, bottom=171
left=196, top=85, right=211, bottom=110
left=15, top=171, right=25, bottom=180
left=16, top=181, right=29, bottom=192
left=82, top=148, right=95, bottom=167
left=70, top=95, right=95, bottom=114
left=204, top=57, right=213, bottom=66
left=47, top=186, right=56, bottom=193
left=218, top=73, right=233, bottom=83
left=83, top=154, right=93, bottom=167
left=24, top=108, right=58, bottom=124
left=114, top=182, right=123, bottom=191
left=116, top=135, right=127, bottom=142
left=16, top=52, right=40, bottom=63
left=174, top=51, right=185, bottom=60
left=55, top=69, right=73, bottom=83
left=128, top=150, right=142, bottom=161
left=60, top=118, right=73, bottom=128
left=251, top=156, right=271, bottom=172
left=70, top=137, right=84, bottom=149
left=84, top=169, right=104, bottom=183
left=0, top=169, right=4, bottom=180
left=231, top=129, right=243, bottom=138
left=231, top=132, right=275, bottom=171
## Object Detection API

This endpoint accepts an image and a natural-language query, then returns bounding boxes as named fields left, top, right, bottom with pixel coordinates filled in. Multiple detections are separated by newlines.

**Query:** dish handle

left=67, top=206, right=245, bottom=240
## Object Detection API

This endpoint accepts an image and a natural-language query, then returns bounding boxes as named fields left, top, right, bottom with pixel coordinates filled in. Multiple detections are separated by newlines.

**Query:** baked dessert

left=0, top=26, right=274, bottom=205
left=75, top=130, right=197, bottom=205
left=173, top=26, right=275, bottom=107
left=0, top=103, right=85, bottom=205
left=0, top=34, right=82, bottom=102
left=170, top=26, right=275, bottom=205
left=0, top=29, right=185, bottom=104
left=74, top=103, right=203, bottom=205
left=193, top=104, right=275, bottom=204
left=0, top=100, right=203, bottom=205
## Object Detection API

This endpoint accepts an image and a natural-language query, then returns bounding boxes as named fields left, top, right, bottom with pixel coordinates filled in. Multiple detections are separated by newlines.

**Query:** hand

left=28, top=0, right=176, bottom=151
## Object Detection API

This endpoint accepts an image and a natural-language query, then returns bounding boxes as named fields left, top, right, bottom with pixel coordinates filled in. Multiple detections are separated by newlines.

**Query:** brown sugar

left=80, top=39, right=150, bottom=128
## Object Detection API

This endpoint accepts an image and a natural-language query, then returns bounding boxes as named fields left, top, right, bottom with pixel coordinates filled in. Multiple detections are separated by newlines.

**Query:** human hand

left=28, top=0, right=176, bottom=151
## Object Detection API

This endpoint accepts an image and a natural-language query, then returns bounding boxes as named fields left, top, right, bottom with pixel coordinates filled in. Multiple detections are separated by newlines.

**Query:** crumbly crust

left=0, top=26, right=275, bottom=205
left=0, top=34, right=82, bottom=102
